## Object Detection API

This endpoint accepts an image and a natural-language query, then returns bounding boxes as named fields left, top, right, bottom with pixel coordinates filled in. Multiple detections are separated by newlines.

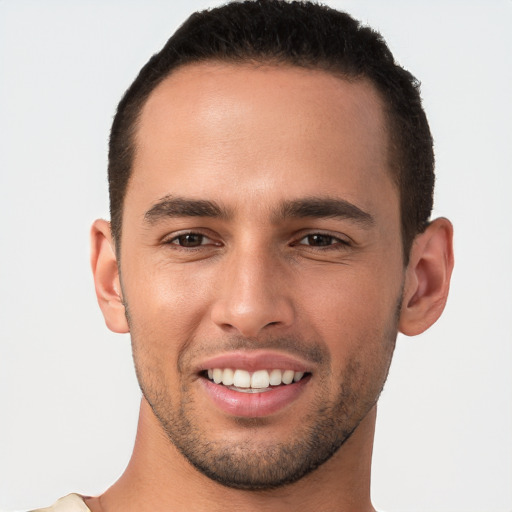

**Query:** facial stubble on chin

left=171, top=363, right=378, bottom=491
left=121, top=265, right=403, bottom=489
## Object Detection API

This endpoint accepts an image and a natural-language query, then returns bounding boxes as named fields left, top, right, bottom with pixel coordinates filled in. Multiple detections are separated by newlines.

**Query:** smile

left=206, top=368, right=307, bottom=392
left=198, top=351, right=313, bottom=417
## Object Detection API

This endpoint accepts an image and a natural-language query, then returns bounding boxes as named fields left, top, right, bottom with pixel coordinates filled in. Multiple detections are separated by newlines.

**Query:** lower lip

left=200, top=376, right=310, bottom=418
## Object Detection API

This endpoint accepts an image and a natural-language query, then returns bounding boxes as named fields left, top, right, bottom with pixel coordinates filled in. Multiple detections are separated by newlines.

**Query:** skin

left=90, top=63, right=454, bottom=511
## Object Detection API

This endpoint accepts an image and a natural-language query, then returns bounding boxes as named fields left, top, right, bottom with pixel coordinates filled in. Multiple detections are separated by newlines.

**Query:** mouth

left=197, top=351, right=314, bottom=417
left=203, top=368, right=310, bottom=393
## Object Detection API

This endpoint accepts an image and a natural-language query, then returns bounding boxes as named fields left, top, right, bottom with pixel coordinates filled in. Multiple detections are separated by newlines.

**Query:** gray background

left=1, top=1, right=511, bottom=511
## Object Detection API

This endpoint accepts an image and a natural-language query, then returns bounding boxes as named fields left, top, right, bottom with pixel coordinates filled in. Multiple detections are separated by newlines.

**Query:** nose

left=210, top=246, right=295, bottom=338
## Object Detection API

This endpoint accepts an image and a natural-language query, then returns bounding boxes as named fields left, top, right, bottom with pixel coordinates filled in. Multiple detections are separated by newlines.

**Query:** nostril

left=210, top=294, right=295, bottom=339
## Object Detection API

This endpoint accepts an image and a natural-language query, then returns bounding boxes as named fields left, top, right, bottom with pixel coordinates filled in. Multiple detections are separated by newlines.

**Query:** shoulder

left=29, top=494, right=91, bottom=512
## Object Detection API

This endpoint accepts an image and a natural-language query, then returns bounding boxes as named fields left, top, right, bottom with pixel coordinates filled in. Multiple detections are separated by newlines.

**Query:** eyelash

left=294, top=233, right=350, bottom=249
left=164, top=232, right=218, bottom=249
left=163, top=231, right=350, bottom=251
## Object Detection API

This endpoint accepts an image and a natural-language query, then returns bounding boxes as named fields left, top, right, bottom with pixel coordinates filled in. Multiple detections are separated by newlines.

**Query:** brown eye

left=172, top=233, right=206, bottom=247
left=303, top=234, right=335, bottom=246
left=295, top=233, right=350, bottom=249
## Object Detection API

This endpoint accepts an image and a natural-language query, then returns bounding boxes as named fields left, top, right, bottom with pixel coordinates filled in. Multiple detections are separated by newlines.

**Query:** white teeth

left=213, top=368, right=223, bottom=384
left=251, top=370, right=270, bottom=389
left=282, top=370, right=294, bottom=385
left=293, top=371, right=304, bottom=382
left=222, top=368, right=234, bottom=386
left=233, top=369, right=251, bottom=388
left=269, top=369, right=282, bottom=386
left=207, top=368, right=306, bottom=389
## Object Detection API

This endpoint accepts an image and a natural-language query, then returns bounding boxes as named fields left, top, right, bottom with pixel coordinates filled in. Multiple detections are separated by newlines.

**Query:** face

left=119, top=63, right=404, bottom=489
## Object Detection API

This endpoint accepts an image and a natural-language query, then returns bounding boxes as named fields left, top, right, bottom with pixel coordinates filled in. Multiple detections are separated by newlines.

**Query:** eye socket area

left=294, top=233, right=350, bottom=249
left=166, top=232, right=221, bottom=248
left=162, top=229, right=351, bottom=251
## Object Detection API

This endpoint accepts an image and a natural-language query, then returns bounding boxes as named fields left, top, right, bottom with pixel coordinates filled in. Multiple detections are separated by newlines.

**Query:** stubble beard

left=145, top=360, right=385, bottom=491
left=129, top=319, right=398, bottom=491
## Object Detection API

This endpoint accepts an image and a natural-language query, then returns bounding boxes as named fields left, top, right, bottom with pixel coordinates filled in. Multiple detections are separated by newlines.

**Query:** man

left=35, top=1, right=453, bottom=510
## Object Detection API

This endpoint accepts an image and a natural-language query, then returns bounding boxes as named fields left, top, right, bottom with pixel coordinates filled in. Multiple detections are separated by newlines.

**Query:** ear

left=399, top=217, right=454, bottom=336
left=90, top=219, right=129, bottom=334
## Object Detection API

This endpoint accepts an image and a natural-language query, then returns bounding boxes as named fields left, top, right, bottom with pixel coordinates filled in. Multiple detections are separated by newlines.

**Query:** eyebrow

left=277, top=197, right=375, bottom=227
left=144, top=195, right=231, bottom=223
left=143, top=195, right=374, bottom=227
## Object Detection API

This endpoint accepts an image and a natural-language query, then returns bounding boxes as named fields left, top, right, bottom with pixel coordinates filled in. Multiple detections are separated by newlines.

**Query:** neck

left=86, top=398, right=377, bottom=512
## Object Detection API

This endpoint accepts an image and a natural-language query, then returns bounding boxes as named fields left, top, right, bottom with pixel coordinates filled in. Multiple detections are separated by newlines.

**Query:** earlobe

left=399, top=218, right=454, bottom=336
left=90, top=219, right=129, bottom=334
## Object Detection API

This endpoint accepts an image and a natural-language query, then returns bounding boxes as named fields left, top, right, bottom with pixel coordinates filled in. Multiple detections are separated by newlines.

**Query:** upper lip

left=197, top=350, right=311, bottom=373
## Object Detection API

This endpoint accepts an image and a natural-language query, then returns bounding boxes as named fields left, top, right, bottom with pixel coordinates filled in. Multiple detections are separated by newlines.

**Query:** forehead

left=128, top=62, right=395, bottom=218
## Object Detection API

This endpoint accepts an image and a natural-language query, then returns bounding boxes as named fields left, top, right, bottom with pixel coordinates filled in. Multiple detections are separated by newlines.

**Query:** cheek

left=124, top=256, right=214, bottom=323
left=299, top=262, right=403, bottom=329
left=311, top=282, right=399, bottom=405
left=122, top=259, right=226, bottom=389
left=295, top=263, right=402, bottom=376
